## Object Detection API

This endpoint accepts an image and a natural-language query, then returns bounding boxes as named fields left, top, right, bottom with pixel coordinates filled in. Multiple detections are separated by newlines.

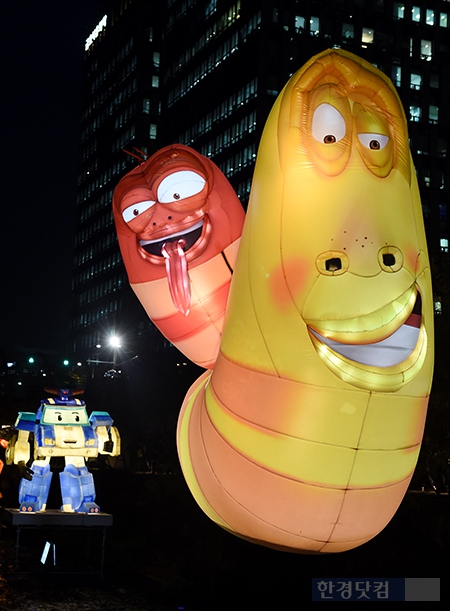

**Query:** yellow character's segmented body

left=177, top=49, right=434, bottom=553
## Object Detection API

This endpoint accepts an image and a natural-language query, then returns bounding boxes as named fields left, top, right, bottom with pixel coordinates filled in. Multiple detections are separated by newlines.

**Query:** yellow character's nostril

left=382, top=253, right=396, bottom=266
left=378, top=246, right=403, bottom=272
left=316, top=251, right=349, bottom=275
left=326, top=257, right=342, bottom=271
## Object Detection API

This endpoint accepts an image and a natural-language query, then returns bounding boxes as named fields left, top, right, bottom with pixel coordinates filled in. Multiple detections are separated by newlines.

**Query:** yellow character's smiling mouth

left=306, top=286, right=428, bottom=392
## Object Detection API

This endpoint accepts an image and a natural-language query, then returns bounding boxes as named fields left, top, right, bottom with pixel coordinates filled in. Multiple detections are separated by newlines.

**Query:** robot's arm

left=5, top=412, right=36, bottom=467
left=96, top=425, right=121, bottom=456
left=5, top=430, right=32, bottom=465
left=89, top=412, right=121, bottom=456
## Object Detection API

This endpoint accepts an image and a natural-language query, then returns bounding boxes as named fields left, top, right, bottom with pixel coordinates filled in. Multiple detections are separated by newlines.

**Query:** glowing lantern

left=177, top=48, right=434, bottom=553
left=113, top=144, right=245, bottom=369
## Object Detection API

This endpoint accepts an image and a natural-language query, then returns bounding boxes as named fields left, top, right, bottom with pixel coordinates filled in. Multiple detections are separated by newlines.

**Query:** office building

left=70, top=0, right=450, bottom=363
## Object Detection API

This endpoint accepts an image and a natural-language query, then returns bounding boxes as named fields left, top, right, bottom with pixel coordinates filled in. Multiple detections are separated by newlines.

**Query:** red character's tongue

left=161, top=239, right=191, bottom=316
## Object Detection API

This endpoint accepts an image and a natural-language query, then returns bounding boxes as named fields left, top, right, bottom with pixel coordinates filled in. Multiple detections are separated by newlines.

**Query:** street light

left=109, top=335, right=122, bottom=348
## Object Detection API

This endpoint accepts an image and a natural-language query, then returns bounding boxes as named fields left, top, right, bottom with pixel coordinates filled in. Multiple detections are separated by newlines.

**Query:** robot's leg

left=19, top=459, right=52, bottom=512
left=60, top=459, right=100, bottom=513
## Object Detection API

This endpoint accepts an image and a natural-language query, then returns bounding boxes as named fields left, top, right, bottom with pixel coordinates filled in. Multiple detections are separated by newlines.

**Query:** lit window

left=152, top=75, right=159, bottom=87
left=149, top=124, right=157, bottom=139
left=205, top=0, right=217, bottom=17
left=440, top=238, right=448, bottom=252
left=429, top=105, right=439, bottom=123
left=342, top=23, right=354, bottom=40
left=147, top=27, right=153, bottom=42
left=434, top=298, right=442, bottom=314
left=142, top=98, right=150, bottom=114
left=153, top=52, right=160, bottom=67
left=391, top=65, right=401, bottom=86
left=426, top=9, right=434, bottom=25
left=362, top=27, right=374, bottom=44
left=310, top=16, right=320, bottom=36
left=421, top=40, right=432, bottom=60
left=295, top=15, right=305, bottom=32
left=409, top=105, right=421, bottom=121
left=393, top=2, right=405, bottom=19
left=412, top=6, right=420, bottom=22
left=440, top=13, right=448, bottom=28
left=410, top=72, right=421, bottom=89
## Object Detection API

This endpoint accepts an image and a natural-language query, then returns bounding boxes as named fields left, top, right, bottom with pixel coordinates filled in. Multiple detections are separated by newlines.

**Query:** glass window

left=410, top=105, right=421, bottom=121
left=362, top=27, right=374, bottom=44
left=426, top=9, right=434, bottom=25
left=342, top=23, right=354, bottom=39
left=393, top=2, right=405, bottom=19
left=295, top=15, right=305, bottom=31
left=142, top=98, right=150, bottom=114
left=152, top=75, right=159, bottom=87
left=205, top=0, right=217, bottom=18
left=434, top=298, right=442, bottom=314
left=410, top=72, right=421, bottom=89
left=153, top=52, right=160, bottom=67
left=429, top=105, right=439, bottom=123
left=440, top=13, right=448, bottom=28
left=440, top=238, right=448, bottom=252
left=310, top=16, right=320, bottom=36
left=391, top=65, right=401, bottom=86
left=421, top=39, right=432, bottom=60
left=149, top=124, right=157, bottom=139
left=430, top=73, right=439, bottom=88
left=412, top=6, right=421, bottom=22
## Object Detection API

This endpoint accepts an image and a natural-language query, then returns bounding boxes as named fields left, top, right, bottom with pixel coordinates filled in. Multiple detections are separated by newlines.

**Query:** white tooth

left=310, top=323, right=420, bottom=368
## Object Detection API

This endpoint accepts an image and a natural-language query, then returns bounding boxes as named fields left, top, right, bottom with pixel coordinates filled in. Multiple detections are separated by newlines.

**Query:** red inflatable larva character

left=113, top=144, right=245, bottom=369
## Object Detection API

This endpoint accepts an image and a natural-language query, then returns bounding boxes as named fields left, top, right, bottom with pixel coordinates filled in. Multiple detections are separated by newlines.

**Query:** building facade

left=70, top=0, right=450, bottom=364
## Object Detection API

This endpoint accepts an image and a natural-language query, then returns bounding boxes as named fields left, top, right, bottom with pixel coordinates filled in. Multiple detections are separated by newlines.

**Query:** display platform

left=2, top=507, right=113, bottom=527
left=1, top=508, right=113, bottom=577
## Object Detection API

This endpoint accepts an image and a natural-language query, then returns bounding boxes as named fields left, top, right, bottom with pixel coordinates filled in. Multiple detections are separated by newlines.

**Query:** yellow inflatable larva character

left=177, top=48, right=434, bottom=553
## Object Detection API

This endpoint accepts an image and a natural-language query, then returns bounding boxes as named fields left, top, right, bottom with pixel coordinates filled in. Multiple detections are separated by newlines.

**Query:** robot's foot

left=80, top=502, right=100, bottom=514
left=60, top=502, right=100, bottom=514
left=20, top=502, right=46, bottom=513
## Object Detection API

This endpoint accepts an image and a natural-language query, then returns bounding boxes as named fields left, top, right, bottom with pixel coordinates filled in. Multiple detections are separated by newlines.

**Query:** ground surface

left=0, top=466, right=448, bottom=610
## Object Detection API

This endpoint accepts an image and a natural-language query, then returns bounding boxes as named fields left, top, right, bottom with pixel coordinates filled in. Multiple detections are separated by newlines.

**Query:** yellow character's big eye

left=307, top=91, right=352, bottom=176
left=354, top=104, right=394, bottom=178
left=358, top=133, right=389, bottom=151
left=312, top=104, right=346, bottom=144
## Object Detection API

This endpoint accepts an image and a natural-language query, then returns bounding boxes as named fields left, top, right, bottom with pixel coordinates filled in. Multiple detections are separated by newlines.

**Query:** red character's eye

left=158, top=170, right=206, bottom=204
left=122, top=199, right=156, bottom=223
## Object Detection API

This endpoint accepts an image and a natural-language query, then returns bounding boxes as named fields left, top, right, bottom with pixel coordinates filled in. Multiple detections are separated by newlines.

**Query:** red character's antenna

left=122, top=147, right=149, bottom=164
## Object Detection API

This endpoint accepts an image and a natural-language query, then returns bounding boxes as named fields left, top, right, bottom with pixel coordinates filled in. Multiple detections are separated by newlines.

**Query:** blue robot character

left=6, top=389, right=120, bottom=513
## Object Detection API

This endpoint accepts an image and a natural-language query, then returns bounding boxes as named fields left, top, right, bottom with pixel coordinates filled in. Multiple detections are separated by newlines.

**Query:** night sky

left=1, top=1, right=103, bottom=354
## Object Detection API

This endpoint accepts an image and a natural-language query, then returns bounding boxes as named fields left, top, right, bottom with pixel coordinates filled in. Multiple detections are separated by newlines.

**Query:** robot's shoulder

left=89, top=411, right=114, bottom=427
left=15, top=412, right=37, bottom=432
